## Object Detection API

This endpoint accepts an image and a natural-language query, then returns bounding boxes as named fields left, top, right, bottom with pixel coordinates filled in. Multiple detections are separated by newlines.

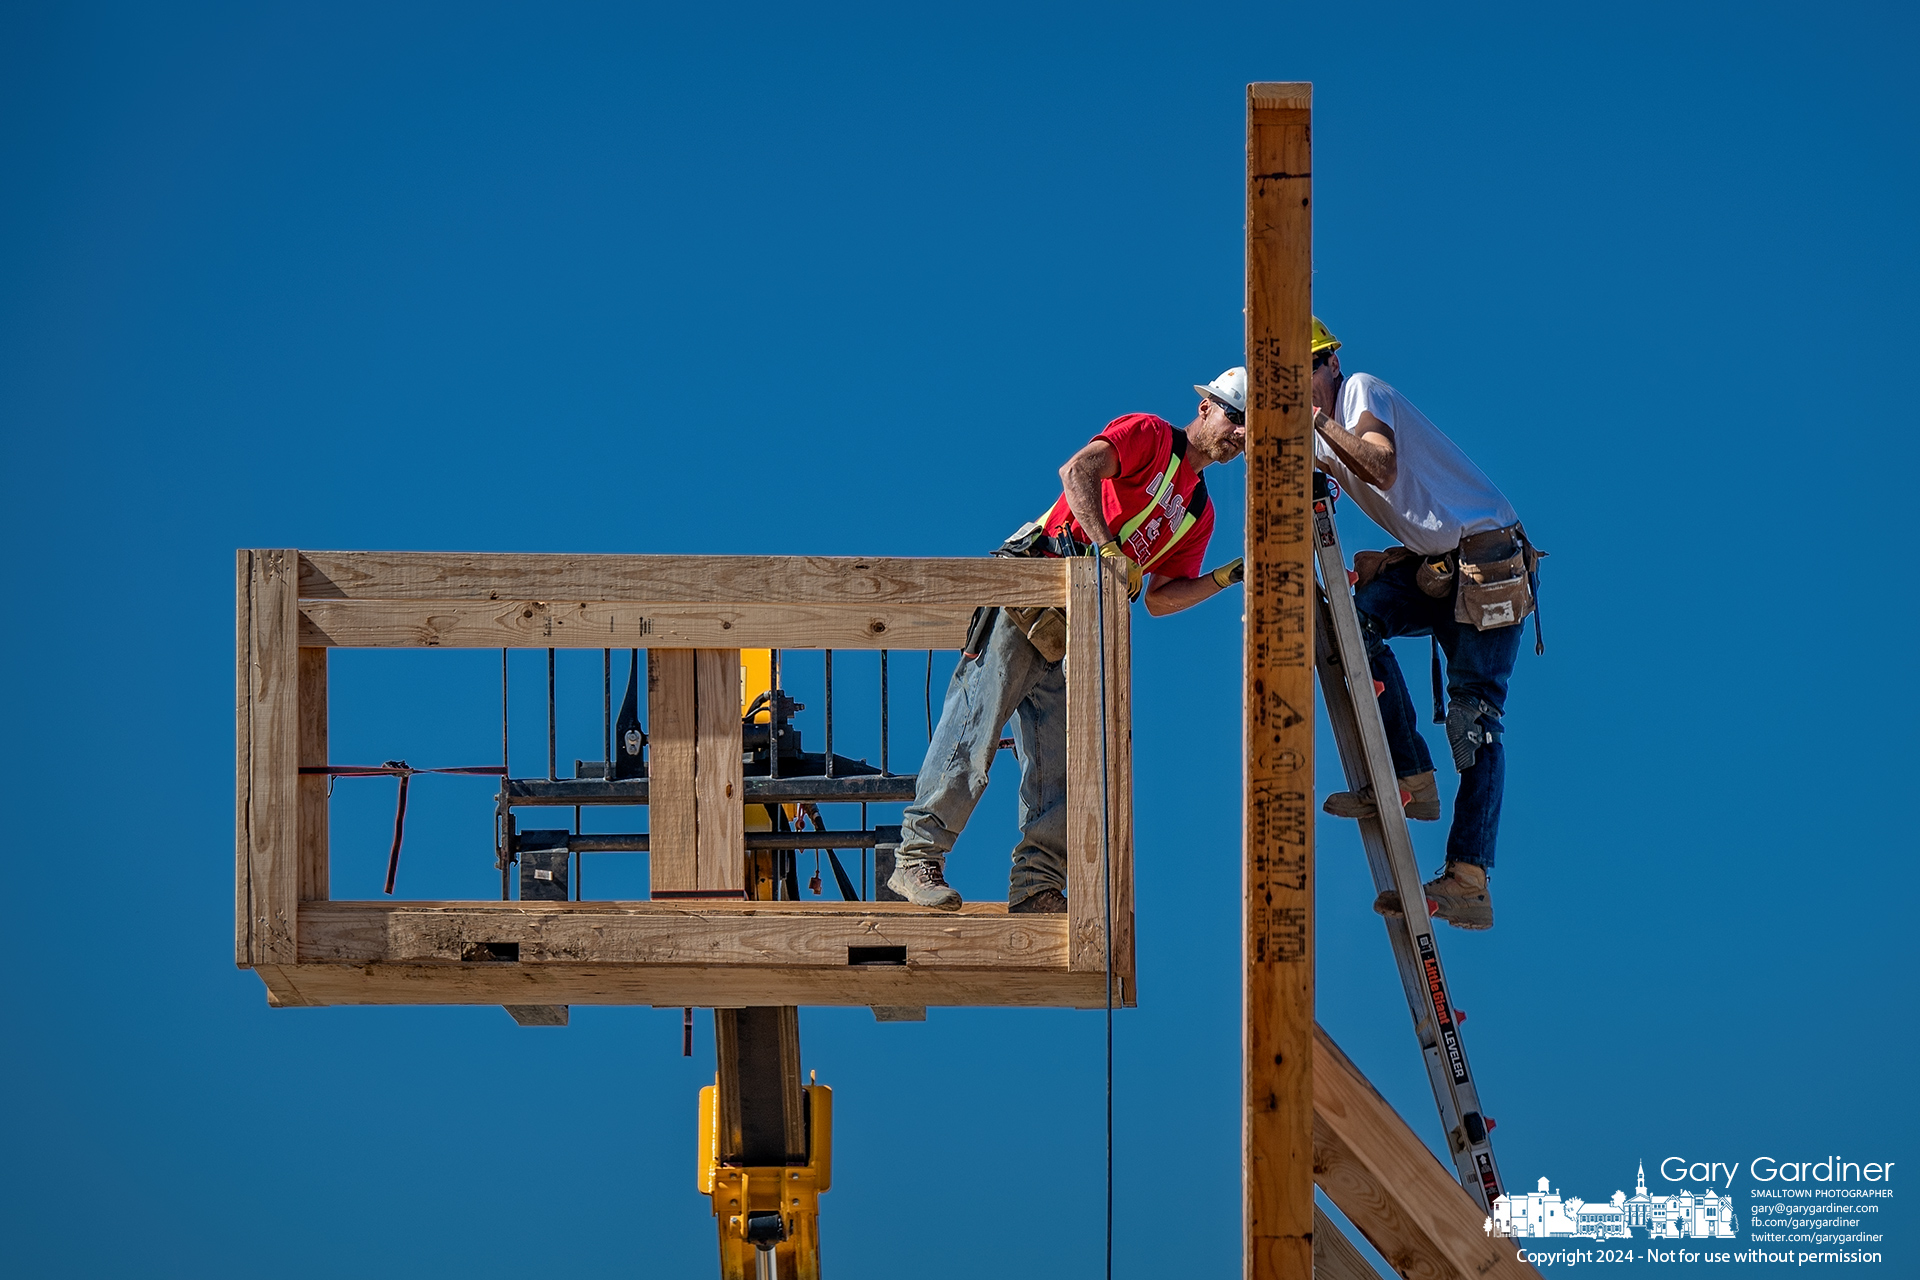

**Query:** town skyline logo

left=1488, top=1162, right=1739, bottom=1240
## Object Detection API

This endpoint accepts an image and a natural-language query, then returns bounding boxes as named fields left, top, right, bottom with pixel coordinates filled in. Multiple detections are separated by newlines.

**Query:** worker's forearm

left=1059, top=459, right=1115, bottom=546
left=1143, top=574, right=1222, bottom=617
left=1313, top=410, right=1396, bottom=489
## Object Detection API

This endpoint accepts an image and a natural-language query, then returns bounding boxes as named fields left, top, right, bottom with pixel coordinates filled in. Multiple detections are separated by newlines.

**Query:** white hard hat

left=1195, top=366, right=1247, bottom=415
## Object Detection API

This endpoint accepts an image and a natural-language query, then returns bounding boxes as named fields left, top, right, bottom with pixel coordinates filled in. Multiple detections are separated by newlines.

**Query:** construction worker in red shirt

left=887, top=369, right=1250, bottom=912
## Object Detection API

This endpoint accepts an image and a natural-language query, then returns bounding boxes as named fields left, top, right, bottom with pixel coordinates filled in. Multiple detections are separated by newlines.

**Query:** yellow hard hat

left=1312, top=316, right=1341, bottom=355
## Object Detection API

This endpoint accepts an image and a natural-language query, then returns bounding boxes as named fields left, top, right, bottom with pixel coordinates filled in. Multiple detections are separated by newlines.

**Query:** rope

left=1092, top=555, right=1115, bottom=1280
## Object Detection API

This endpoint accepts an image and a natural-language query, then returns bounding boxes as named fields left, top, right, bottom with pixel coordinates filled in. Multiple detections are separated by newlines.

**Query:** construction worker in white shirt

left=1310, top=317, right=1542, bottom=931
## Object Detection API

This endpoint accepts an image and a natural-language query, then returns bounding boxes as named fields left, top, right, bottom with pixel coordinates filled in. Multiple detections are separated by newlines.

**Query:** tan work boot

left=1009, top=887, right=1067, bottom=914
left=1323, top=770, right=1439, bottom=822
left=887, top=856, right=962, bottom=911
left=1372, top=862, right=1493, bottom=931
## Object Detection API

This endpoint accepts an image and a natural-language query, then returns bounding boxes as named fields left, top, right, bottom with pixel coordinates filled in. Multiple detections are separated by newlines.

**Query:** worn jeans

left=1354, top=555, right=1522, bottom=871
left=898, top=609, right=1068, bottom=906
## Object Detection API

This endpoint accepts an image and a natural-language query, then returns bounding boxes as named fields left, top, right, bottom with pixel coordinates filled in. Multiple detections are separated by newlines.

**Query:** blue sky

left=2, top=3, right=1914, bottom=1276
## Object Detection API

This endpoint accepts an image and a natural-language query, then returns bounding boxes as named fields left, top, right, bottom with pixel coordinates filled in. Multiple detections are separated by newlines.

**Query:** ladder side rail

left=1315, top=611, right=1479, bottom=1193
left=1313, top=605, right=1442, bottom=1038
left=1310, top=485, right=1507, bottom=1212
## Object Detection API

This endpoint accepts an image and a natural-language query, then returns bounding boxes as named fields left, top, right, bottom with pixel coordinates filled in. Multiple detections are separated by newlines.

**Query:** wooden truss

left=236, top=549, right=1134, bottom=1010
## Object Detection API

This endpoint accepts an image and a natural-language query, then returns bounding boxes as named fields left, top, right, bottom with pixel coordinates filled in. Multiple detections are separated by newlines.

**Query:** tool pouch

left=1002, top=605, right=1068, bottom=664
left=1453, top=526, right=1534, bottom=632
left=1415, top=554, right=1457, bottom=599
left=981, top=518, right=1074, bottom=664
left=1353, top=546, right=1418, bottom=590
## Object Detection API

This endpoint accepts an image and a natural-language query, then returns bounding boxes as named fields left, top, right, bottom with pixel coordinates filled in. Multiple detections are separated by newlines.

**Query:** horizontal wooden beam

left=297, top=900, right=1070, bottom=969
left=1313, top=1025, right=1540, bottom=1280
left=299, top=552, right=1065, bottom=608
left=253, top=960, right=1121, bottom=1010
left=298, top=599, right=972, bottom=650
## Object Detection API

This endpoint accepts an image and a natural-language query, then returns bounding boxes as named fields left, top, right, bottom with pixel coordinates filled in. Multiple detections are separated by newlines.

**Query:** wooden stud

left=1312, top=1205, right=1386, bottom=1280
left=297, top=647, right=329, bottom=902
left=693, top=649, right=746, bottom=894
left=298, top=551, right=1066, bottom=608
left=647, top=649, right=699, bottom=894
left=1313, top=1026, right=1541, bottom=1280
left=1066, top=557, right=1133, bottom=974
left=253, top=964, right=315, bottom=1008
left=254, top=961, right=1124, bottom=1011
left=1245, top=80, right=1315, bottom=1280
left=504, top=1004, right=569, bottom=1026
left=235, top=552, right=250, bottom=967
left=237, top=549, right=301, bottom=968
left=298, top=900, right=1072, bottom=967
left=298, top=598, right=973, bottom=651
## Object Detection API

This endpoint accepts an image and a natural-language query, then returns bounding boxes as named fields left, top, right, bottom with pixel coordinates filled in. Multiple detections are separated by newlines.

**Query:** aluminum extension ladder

left=1310, top=472, right=1506, bottom=1213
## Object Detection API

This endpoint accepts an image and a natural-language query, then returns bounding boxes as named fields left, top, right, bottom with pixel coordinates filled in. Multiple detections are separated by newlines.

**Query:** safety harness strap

left=1112, top=429, right=1208, bottom=571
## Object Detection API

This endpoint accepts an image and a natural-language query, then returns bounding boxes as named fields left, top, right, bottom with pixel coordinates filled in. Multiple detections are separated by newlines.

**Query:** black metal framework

left=491, top=647, right=946, bottom=905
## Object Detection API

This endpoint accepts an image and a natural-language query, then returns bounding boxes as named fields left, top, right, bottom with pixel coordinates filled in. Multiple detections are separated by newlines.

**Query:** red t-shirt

left=1043, top=413, right=1214, bottom=581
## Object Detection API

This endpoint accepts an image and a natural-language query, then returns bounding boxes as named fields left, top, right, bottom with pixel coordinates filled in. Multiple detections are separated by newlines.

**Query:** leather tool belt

left=1350, top=522, right=1546, bottom=638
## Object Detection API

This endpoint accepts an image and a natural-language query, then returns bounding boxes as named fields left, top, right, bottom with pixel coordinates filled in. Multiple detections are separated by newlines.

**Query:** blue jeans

left=898, top=609, right=1069, bottom=906
left=1354, top=556, right=1522, bottom=871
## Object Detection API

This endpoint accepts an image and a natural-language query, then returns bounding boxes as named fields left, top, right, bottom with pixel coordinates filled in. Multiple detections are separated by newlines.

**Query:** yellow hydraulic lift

left=697, top=648, right=833, bottom=1278
left=697, top=1075, right=832, bottom=1279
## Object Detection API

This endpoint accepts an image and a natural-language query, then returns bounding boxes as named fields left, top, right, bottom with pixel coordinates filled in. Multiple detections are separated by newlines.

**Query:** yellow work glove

left=1097, top=540, right=1144, bottom=600
left=1211, top=557, right=1245, bottom=588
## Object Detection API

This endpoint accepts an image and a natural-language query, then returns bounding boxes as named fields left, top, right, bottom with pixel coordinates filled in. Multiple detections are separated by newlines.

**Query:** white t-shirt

left=1313, top=372, right=1518, bottom=556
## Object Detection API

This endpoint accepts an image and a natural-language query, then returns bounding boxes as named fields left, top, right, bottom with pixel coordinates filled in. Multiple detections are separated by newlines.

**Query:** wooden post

left=297, top=647, right=329, bottom=902
left=650, top=648, right=746, bottom=896
left=236, top=549, right=301, bottom=968
left=1065, top=557, right=1133, bottom=986
left=647, top=649, right=699, bottom=894
left=1245, top=81, right=1315, bottom=1280
left=694, top=649, right=746, bottom=894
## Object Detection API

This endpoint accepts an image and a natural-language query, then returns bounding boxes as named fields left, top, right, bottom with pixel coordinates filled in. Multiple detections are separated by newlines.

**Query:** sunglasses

left=1312, top=351, right=1332, bottom=371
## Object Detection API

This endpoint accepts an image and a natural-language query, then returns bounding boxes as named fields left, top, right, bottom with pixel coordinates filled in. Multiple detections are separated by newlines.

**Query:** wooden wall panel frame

left=236, top=548, right=1133, bottom=1010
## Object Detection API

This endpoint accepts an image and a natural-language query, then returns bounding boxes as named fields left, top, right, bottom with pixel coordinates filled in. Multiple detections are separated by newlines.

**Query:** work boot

left=1425, top=862, right=1492, bottom=930
left=1372, top=862, right=1493, bottom=931
left=887, top=856, right=962, bottom=911
left=1009, top=887, right=1067, bottom=914
left=1322, top=770, right=1440, bottom=822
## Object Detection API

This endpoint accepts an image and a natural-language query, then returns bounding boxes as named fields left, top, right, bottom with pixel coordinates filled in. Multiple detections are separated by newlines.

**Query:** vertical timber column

left=647, top=650, right=699, bottom=893
left=693, top=648, right=746, bottom=894
left=1065, top=557, right=1133, bottom=982
left=297, top=646, right=329, bottom=902
left=1245, top=82, right=1314, bottom=1280
left=236, top=549, right=301, bottom=969
left=651, top=648, right=746, bottom=896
